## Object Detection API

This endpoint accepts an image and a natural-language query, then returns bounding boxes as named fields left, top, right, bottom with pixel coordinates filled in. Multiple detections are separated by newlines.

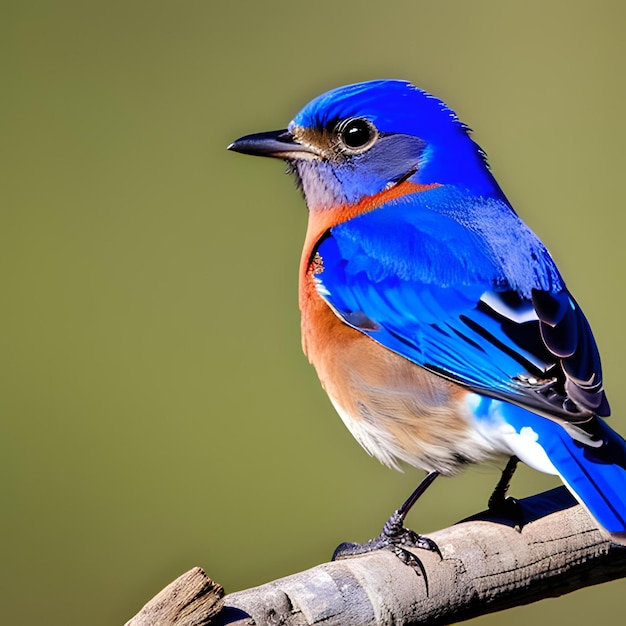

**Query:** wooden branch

left=125, top=567, right=224, bottom=626
left=126, top=487, right=626, bottom=626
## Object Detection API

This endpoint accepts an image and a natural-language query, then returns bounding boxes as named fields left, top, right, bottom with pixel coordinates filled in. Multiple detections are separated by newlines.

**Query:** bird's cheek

left=294, top=160, right=349, bottom=211
left=335, top=168, right=388, bottom=204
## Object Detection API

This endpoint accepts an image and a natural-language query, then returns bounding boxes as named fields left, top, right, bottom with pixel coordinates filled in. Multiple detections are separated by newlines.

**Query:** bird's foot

left=332, top=510, right=441, bottom=573
left=487, top=456, right=524, bottom=529
left=488, top=495, right=525, bottom=530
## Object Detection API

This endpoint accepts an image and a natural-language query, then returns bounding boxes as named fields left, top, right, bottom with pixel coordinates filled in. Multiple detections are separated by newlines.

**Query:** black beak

left=227, top=129, right=313, bottom=159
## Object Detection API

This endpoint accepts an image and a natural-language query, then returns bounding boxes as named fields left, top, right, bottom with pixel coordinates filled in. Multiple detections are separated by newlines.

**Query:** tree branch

left=126, top=487, right=626, bottom=626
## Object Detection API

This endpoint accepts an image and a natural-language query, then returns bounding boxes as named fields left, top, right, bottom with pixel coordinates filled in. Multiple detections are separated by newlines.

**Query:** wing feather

left=312, top=199, right=609, bottom=420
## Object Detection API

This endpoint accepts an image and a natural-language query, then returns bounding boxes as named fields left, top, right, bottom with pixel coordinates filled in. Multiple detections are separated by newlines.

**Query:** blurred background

left=2, top=1, right=626, bottom=624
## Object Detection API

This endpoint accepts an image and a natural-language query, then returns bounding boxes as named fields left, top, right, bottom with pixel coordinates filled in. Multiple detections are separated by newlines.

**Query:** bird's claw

left=332, top=510, right=441, bottom=571
left=392, top=527, right=442, bottom=559
left=388, top=545, right=428, bottom=578
left=488, top=495, right=525, bottom=530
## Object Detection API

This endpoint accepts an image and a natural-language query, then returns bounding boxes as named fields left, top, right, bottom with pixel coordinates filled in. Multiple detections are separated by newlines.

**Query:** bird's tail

left=500, top=403, right=626, bottom=544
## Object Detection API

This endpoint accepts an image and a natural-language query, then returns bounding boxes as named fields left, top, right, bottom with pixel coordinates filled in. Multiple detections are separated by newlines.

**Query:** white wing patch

left=467, top=393, right=558, bottom=475
left=480, top=291, right=538, bottom=324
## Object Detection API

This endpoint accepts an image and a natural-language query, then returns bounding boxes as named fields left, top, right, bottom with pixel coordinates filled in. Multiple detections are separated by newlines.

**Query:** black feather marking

left=532, top=289, right=609, bottom=417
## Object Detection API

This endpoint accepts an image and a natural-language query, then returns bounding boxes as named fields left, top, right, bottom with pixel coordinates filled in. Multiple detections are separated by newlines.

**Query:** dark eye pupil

left=341, top=120, right=372, bottom=148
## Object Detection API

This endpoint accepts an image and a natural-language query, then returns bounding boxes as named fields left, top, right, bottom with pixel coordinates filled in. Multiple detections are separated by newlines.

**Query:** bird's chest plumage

left=299, top=237, right=498, bottom=475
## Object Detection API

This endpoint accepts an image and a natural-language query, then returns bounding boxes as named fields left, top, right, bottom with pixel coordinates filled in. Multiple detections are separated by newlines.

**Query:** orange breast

left=298, top=255, right=491, bottom=474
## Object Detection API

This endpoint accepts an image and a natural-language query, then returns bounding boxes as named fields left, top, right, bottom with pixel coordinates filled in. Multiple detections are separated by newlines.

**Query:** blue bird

left=229, top=79, right=626, bottom=557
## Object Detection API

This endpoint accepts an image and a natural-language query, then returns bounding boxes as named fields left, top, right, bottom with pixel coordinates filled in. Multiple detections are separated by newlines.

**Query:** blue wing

left=312, top=191, right=609, bottom=420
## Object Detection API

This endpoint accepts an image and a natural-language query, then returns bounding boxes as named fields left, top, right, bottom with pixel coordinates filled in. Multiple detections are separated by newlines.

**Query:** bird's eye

left=336, top=118, right=378, bottom=153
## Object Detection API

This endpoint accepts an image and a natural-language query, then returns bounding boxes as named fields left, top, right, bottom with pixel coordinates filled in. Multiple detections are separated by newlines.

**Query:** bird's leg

left=488, top=455, right=519, bottom=508
left=332, top=471, right=441, bottom=570
left=488, top=456, right=524, bottom=526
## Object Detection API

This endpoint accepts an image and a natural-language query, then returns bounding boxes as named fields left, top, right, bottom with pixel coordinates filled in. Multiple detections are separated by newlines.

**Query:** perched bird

left=229, top=80, right=626, bottom=557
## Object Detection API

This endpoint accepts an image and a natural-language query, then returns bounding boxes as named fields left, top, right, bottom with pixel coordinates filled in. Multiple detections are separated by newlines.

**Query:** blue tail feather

left=499, top=403, right=626, bottom=538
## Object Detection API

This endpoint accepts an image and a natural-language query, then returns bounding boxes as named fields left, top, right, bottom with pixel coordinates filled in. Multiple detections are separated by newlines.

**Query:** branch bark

left=126, top=487, right=626, bottom=626
left=125, top=567, right=224, bottom=626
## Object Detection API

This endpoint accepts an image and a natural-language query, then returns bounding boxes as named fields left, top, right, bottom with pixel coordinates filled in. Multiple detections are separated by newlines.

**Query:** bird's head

left=229, top=80, right=499, bottom=211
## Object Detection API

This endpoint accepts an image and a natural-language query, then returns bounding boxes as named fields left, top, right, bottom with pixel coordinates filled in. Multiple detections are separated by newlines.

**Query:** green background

left=3, top=1, right=626, bottom=624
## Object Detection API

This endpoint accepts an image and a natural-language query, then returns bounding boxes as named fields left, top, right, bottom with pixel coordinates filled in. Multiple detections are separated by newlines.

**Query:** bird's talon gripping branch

left=332, top=536, right=432, bottom=577
left=381, top=512, right=441, bottom=556
left=332, top=509, right=441, bottom=568
left=398, top=530, right=442, bottom=559
left=490, top=496, right=525, bottom=531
